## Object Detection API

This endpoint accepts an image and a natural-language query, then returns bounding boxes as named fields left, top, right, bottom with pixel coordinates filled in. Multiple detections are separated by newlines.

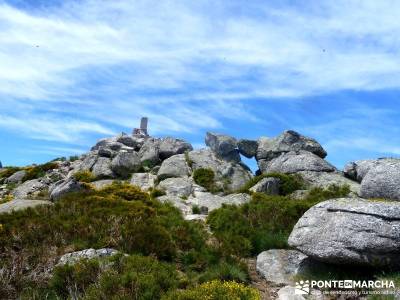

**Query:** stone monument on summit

left=133, top=117, right=149, bottom=136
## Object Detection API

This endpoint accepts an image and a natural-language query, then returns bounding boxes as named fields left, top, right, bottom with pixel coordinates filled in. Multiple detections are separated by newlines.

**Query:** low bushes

left=48, top=254, right=180, bottom=300
left=193, top=168, right=216, bottom=192
left=22, top=162, right=59, bottom=182
left=207, top=184, right=351, bottom=256
left=0, top=167, right=21, bottom=181
left=73, top=170, right=96, bottom=183
left=237, top=172, right=305, bottom=195
left=0, top=182, right=246, bottom=298
left=162, top=280, right=260, bottom=300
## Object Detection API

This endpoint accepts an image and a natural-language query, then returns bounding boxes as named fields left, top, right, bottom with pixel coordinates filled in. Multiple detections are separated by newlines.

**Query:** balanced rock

left=237, top=139, right=258, bottom=158
left=289, top=198, right=400, bottom=267
left=205, top=132, right=240, bottom=163
left=256, top=130, right=327, bottom=163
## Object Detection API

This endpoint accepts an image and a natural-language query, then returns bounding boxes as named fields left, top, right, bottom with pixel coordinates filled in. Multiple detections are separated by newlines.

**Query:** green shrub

left=73, top=170, right=96, bottom=183
left=0, top=167, right=22, bottom=180
left=192, top=205, right=201, bottom=214
left=0, top=182, right=239, bottom=297
left=22, top=162, right=59, bottom=182
left=237, top=172, right=305, bottom=195
left=193, top=168, right=216, bottom=192
left=50, top=259, right=101, bottom=298
left=48, top=254, right=179, bottom=300
left=69, top=155, right=80, bottom=162
left=162, top=280, right=260, bottom=300
left=306, top=184, right=350, bottom=202
left=150, top=188, right=167, bottom=198
left=208, top=184, right=351, bottom=256
left=51, top=157, right=67, bottom=162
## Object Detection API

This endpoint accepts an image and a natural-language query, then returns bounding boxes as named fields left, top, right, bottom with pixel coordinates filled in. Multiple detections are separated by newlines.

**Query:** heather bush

left=73, top=170, right=96, bottom=183
left=193, top=168, right=216, bottom=192
left=208, top=184, right=351, bottom=256
left=0, top=183, right=245, bottom=298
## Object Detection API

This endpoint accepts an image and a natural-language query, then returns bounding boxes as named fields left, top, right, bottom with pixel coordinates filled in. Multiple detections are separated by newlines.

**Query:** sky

left=1, top=0, right=400, bottom=171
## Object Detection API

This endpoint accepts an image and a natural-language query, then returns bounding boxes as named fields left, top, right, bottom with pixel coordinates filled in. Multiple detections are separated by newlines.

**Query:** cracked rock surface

left=288, top=198, right=400, bottom=267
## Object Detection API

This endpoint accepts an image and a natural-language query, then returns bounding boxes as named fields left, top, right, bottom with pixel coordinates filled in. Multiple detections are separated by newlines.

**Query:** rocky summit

left=1, top=128, right=400, bottom=299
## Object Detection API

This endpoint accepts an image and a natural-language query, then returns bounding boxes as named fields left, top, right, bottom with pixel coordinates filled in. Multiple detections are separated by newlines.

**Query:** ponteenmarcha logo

left=295, top=280, right=310, bottom=295
left=294, top=279, right=395, bottom=294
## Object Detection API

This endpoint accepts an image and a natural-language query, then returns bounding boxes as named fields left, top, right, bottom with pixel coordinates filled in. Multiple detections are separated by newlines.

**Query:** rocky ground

left=1, top=129, right=400, bottom=299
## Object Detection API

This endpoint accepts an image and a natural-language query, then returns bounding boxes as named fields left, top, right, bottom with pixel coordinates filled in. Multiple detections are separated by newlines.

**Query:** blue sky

left=1, top=0, right=400, bottom=171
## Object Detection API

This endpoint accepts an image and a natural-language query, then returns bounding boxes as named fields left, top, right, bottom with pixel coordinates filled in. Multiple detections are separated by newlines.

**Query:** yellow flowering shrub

left=162, top=280, right=261, bottom=300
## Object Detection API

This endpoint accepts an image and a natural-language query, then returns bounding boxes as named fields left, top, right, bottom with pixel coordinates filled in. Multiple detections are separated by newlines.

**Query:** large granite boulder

left=116, top=133, right=145, bottom=150
left=256, top=130, right=327, bottom=163
left=5, top=170, right=27, bottom=184
left=360, top=160, right=400, bottom=200
left=159, top=137, right=193, bottom=160
left=91, top=137, right=118, bottom=151
left=205, top=132, right=240, bottom=163
left=237, top=139, right=258, bottom=158
left=0, top=199, right=52, bottom=214
left=249, top=177, right=280, bottom=195
left=76, top=152, right=98, bottom=171
left=343, top=158, right=398, bottom=182
left=138, top=138, right=161, bottom=166
left=256, top=249, right=308, bottom=286
left=297, top=171, right=360, bottom=194
left=130, top=173, right=157, bottom=191
left=188, top=149, right=252, bottom=192
left=12, top=179, right=47, bottom=199
left=158, top=177, right=193, bottom=197
left=261, top=151, right=335, bottom=174
left=157, top=154, right=191, bottom=180
left=50, top=179, right=84, bottom=201
left=289, top=198, right=400, bottom=267
left=111, top=152, right=141, bottom=177
left=91, top=157, right=114, bottom=179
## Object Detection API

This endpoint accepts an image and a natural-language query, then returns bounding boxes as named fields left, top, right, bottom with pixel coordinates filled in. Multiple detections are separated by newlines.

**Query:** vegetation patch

left=163, top=280, right=260, bottom=300
left=207, top=184, right=351, bottom=256
left=0, top=182, right=247, bottom=299
left=237, top=172, right=305, bottom=195
left=0, top=167, right=22, bottom=181
left=22, top=162, right=59, bottom=182
left=73, top=170, right=96, bottom=183
left=193, top=168, right=217, bottom=193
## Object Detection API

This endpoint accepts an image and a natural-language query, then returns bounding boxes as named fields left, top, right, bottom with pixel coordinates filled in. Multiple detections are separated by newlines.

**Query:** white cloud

left=1, top=0, right=400, bottom=146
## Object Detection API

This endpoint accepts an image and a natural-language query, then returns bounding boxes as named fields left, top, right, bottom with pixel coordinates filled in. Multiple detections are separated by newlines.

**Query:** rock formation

left=289, top=198, right=400, bottom=267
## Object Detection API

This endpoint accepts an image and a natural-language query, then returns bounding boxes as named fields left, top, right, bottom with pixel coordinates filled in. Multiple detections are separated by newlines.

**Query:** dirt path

left=246, top=258, right=278, bottom=300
